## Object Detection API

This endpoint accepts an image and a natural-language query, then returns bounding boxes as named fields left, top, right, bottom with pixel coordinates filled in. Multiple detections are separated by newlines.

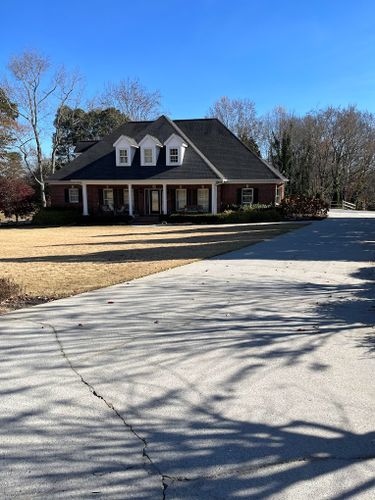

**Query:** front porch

left=82, top=183, right=218, bottom=216
left=48, top=181, right=284, bottom=217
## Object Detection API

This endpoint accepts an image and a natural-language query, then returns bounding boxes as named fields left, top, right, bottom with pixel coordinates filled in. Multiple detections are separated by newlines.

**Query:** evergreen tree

left=270, top=128, right=294, bottom=192
left=0, top=88, right=18, bottom=159
left=53, top=106, right=128, bottom=168
left=0, top=151, right=24, bottom=179
left=238, top=132, right=261, bottom=157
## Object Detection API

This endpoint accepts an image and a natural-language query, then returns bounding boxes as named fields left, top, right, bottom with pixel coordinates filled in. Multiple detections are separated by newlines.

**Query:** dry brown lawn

left=0, top=222, right=302, bottom=304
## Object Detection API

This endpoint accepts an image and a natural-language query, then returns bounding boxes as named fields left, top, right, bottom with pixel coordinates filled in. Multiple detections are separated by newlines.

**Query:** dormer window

left=113, top=135, right=138, bottom=166
left=169, top=148, right=179, bottom=163
left=164, top=134, right=188, bottom=166
left=119, top=149, right=129, bottom=165
left=143, top=148, right=153, bottom=164
left=139, top=135, right=162, bottom=166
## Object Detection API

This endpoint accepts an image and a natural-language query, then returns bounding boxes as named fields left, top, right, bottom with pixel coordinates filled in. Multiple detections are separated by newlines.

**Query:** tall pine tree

left=53, top=106, right=128, bottom=168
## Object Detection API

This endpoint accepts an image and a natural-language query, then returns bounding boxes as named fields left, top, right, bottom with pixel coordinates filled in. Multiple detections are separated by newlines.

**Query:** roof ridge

left=133, top=115, right=168, bottom=143
left=164, top=116, right=225, bottom=180
left=120, top=119, right=151, bottom=124
left=174, top=118, right=218, bottom=122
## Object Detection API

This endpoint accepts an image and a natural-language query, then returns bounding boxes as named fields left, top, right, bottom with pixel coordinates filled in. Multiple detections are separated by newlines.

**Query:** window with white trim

left=241, top=188, right=254, bottom=206
left=143, top=148, right=153, bottom=164
left=275, top=185, right=282, bottom=204
left=176, top=189, right=187, bottom=211
left=169, top=148, right=179, bottom=163
left=103, top=188, right=114, bottom=209
left=119, top=149, right=128, bottom=165
left=69, top=187, right=79, bottom=203
left=197, top=188, right=209, bottom=212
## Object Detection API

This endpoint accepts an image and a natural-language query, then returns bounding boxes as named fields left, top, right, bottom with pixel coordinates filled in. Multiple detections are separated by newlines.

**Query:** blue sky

left=1, top=0, right=375, bottom=118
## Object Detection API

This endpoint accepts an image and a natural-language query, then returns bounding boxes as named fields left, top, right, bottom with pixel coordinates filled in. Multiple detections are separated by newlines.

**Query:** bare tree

left=261, top=105, right=375, bottom=204
left=3, top=51, right=81, bottom=205
left=97, top=78, right=161, bottom=121
left=258, top=106, right=292, bottom=158
left=207, top=96, right=261, bottom=155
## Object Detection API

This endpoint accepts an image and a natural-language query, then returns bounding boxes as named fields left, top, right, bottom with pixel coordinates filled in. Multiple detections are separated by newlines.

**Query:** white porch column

left=211, top=183, right=218, bottom=214
left=162, top=184, right=168, bottom=214
left=128, top=184, right=133, bottom=216
left=82, top=182, right=89, bottom=216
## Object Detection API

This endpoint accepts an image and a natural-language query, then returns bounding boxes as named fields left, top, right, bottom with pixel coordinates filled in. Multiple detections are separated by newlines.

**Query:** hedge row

left=162, top=208, right=282, bottom=224
left=32, top=208, right=133, bottom=226
left=32, top=196, right=328, bottom=226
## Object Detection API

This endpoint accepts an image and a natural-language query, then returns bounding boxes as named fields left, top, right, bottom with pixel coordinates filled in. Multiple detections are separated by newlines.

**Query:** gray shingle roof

left=175, top=119, right=285, bottom=180
left=49, top=116, right=285, bottom=182
left=74, top=140, right=98, bottom=153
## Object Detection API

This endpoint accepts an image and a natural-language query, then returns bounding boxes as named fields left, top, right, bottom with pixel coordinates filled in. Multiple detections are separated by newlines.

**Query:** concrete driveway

left=1, top=211, right=374, bottom=499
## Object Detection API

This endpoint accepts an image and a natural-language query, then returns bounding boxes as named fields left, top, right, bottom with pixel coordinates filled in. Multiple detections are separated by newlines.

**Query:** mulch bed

left=0, top=294, right=55, bottom=314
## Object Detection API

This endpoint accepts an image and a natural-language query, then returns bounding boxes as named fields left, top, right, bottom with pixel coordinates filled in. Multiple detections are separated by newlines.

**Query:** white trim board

left=48, top=179, right=219, bottom=185
left=47, top=179, right=282, bottom=186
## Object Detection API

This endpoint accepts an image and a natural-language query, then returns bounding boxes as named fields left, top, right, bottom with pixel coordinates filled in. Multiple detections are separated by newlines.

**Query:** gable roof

left=113, top=135, right=139, bottom=148
left=175, top=119, right=287, bottom=181
left=164, top=133, right=188, bottom=147
left=138, top=134, right=163, bottom=147
left=49, top=115, right=286, bottom=182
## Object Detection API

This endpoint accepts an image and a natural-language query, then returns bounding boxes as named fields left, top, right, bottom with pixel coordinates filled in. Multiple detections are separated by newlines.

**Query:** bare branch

left=97, top=78, right=161, bottom=120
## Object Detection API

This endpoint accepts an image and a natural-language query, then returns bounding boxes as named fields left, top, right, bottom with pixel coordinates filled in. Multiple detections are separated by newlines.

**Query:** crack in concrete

left=161, top=453, right=375, bottom=496
left=39, top=320, right=169, bottom=499
left=24, top=318, right=375, bottom=499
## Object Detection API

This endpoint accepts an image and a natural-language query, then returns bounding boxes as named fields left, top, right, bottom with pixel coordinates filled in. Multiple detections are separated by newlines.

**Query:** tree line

left=1, top=50, right=375, bottom=213
left=207, top=98, right=375, bottom=207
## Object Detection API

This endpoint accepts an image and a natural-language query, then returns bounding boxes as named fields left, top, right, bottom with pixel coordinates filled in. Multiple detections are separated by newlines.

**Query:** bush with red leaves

left=280, top=195, right=329, bottom=219
left=0, top=178, right=35, bottom=222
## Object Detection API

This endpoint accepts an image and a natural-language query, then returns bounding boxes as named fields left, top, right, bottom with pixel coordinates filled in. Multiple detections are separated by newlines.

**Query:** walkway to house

left=1, top=211, right=374, bottom=498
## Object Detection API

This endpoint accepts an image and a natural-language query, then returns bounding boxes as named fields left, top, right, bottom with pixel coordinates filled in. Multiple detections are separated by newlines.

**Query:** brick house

left=47, top=115, right=286, bottom=216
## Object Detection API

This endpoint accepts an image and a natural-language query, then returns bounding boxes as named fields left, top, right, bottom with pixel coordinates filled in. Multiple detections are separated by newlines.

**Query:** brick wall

left=220, top=183, right=284, bottom=209
left=48, top=185, right=82, bottom=209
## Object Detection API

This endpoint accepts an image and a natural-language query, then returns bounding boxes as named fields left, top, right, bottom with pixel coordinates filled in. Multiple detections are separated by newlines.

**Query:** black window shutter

left=253, top=188, right=259, bottom=204
left=237, top=188, right=242, bottom=204
left=78, top=188, right=83, bottom=203
left=64, top=188, right=69, bottom=203
left=98, top=188, right=104, bottom=205
left=191, top=189, right=198, bottom=206
left=118, top=188, right=124, bottom=206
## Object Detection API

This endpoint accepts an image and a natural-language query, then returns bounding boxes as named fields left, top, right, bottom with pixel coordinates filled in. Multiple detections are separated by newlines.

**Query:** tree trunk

left=40, top=182, right=46, bottom=207
left=51, top=147, right=57, bottom=175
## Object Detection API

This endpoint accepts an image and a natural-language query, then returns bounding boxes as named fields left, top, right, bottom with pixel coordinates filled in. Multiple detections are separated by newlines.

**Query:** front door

left=146, top=189, right=161, bottom=214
